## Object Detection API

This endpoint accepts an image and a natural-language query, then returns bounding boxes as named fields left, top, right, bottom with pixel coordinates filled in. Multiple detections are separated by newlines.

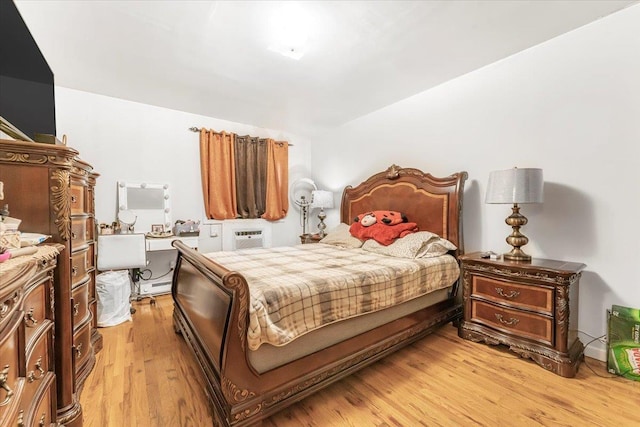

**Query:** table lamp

left=485, top=167, right=543, bottom=262
left=311, top=190, right=334, bottom=238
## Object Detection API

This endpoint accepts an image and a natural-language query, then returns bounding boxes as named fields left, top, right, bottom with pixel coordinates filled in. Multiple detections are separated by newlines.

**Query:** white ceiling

left=15, top=0, right=637, bottom=134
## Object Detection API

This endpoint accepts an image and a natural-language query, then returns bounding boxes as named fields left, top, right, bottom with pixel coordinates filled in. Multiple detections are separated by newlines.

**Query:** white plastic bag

left=96, top=270, right=132, bottom=327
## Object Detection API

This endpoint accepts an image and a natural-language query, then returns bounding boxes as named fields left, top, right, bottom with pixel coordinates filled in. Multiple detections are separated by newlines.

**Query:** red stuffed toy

left=350, top=210, right=418, bottom=245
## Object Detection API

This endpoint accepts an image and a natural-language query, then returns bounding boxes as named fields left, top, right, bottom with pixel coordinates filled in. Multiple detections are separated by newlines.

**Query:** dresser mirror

left=117, top=181, right=171, bottom=233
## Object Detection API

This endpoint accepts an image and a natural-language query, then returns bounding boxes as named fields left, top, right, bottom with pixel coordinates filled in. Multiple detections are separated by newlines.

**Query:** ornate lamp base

left=317, top=209, right=327, bottom=238
left=503, top=204, right=531, bottom=262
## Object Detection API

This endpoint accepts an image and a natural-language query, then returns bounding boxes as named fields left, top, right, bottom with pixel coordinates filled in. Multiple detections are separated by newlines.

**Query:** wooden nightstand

left=300, top=234, right=323, bottom=244
left=458, top=252, right=586, bottom=377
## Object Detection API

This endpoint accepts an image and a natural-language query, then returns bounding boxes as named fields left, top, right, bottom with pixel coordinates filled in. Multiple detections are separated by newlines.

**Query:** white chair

left=97, top=233, right=147, bottom=271
left=97, top=234, right=148, bottom=310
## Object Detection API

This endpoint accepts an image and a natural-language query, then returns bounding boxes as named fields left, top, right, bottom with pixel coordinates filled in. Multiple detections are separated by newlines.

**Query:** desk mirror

left=117, top=181, right=171, bottom=233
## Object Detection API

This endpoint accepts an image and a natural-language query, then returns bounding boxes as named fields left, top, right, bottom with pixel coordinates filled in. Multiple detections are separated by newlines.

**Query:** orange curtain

left=199, top=129, right=238, bottom=219
left=261, top=139, right=289, bottom=220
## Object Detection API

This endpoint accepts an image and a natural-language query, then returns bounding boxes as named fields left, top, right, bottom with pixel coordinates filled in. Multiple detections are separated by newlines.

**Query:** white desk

left=146, top=235, right=198, bottom=252
left=140, top=235, right=198, bottom=296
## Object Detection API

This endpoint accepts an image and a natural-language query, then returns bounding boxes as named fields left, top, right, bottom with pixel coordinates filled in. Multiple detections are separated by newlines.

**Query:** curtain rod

left=189, top=127, right=293, bottom=146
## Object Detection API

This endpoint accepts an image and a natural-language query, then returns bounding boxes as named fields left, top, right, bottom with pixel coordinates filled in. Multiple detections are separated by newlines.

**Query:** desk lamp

left=311, top=190, right=334, bottom=238
left=485, top=168, right=543, bottom=262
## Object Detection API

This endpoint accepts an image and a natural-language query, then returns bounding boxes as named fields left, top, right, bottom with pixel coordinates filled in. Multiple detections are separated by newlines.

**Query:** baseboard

left=584, top=343, right=607, bottom=362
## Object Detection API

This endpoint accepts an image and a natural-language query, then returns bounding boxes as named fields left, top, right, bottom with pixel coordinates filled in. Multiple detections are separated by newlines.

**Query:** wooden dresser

left=0, top=139, right=100, bottom=426
left=0, top=245, right=63, bottom=426
left=458, top=252, right=586, bottom=378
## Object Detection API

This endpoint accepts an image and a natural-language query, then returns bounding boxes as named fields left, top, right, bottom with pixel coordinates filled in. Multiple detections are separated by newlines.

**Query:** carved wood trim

left=224, top=273, right=249, bottom=353
left=464, top=263, right=580, bottom=286
left=0, top=291, right=21, bottom=320
left=0, top=140, right=78, bottom=168
left=46, top=155, right=75, bottom=167
left=556, top=285, right=569, bottom=339
left=385, top=164, right=401, bottom=179
left=51, top=169, right=71, bottom=240
left=461, top=270, right=471, bottom=304
left=0, top=152, right=48, bottom=164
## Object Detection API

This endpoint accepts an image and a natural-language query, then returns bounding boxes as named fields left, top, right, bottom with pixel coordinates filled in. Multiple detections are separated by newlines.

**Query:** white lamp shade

left=310, top=190, right=334, bottom=209
left=485, top=168, right=543, bottom=204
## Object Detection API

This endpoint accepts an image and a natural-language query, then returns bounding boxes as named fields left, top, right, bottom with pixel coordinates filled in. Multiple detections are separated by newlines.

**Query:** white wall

left=310, top=5, right=640, bottom=360
left=55, top=87, right=312, bottom=247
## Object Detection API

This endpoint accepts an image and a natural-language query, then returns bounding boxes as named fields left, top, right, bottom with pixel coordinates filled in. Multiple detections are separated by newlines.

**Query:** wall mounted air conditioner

left=233, top=229, right=264, bottom=250
left=199, top=219, right=272, bottom=252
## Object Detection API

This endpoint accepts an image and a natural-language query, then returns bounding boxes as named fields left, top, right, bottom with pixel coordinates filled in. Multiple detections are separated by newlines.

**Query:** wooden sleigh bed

left=171, top=165, right=467, bottom=426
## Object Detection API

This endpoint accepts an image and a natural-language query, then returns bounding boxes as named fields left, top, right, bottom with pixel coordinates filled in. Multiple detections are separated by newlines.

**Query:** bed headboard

left=340, top=164, right=468, bottom=254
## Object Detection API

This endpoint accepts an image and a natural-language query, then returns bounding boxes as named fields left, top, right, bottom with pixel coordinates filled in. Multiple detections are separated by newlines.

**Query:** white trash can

left=96, top=270, right=132, bottom=327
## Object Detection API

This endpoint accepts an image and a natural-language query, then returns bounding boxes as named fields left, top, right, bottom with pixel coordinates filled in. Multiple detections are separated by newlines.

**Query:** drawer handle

left=0, top=365, right=14, bottom=406
left=71, top=195, right=77, bottom=203
left=495, top=313, right=519, bottom=326
left=73, top=302, right=80, bottom=316
left=27, top=356, right=45, bottom=383
left=72, top=266, right=78, bottom=276
left=495, top=287, right=520, bottom=299
left=75, top=343, right=83, bottom=358
left=72, top=231, right=77, bottom=239
left=25, top=308, right=38, bottom=327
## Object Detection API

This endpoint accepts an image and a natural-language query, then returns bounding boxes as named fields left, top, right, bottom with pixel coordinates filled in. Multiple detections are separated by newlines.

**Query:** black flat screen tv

left=0, top=0, right=56, bottom=140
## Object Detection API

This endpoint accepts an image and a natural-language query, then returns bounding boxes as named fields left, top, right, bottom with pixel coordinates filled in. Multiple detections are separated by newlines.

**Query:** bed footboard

left=171, top=241, right=462, bottom=427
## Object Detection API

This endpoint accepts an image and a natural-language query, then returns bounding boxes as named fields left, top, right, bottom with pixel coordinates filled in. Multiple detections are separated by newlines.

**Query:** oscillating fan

left=289, top=178, right=317, bottom=236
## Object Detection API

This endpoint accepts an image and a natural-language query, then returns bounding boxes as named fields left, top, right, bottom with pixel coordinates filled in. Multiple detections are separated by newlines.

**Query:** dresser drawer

left=16, top=372, right=55, bottom=427
left=71, top=217, right=90, bottom=249
left=73, top=322, right=93, bottom=375
left=23, top=327, right=53, bottom=415
left=0, top=313, right=24, bottom=421
left=472, top=275, right=554, bottom=316
left=471, top=300, right=553, bottom=346
left=23, top=280, right=52, bottom=346
left=71, top=249, right=90, bottom=288
left=72, top=281, right=90, bottom=328
left=70, top=184, right=86, bottom=215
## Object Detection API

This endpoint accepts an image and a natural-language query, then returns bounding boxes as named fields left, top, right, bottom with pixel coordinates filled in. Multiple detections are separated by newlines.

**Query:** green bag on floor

left=607, top=305, right=640, bottom=381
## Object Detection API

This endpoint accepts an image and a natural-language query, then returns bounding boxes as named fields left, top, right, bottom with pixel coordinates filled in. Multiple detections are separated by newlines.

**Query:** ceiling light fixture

left=268, top=3, right=310, bottom=60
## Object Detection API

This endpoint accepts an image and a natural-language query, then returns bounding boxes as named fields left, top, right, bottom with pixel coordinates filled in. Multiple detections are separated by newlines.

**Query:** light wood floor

left=81, top=295, right=639, bottom=426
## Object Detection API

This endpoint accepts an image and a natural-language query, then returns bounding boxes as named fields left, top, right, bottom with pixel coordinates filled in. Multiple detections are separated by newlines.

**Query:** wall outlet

left=598, top=336, right=608, bottom=344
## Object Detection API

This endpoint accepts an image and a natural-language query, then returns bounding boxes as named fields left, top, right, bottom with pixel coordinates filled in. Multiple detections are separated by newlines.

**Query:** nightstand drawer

left=472, top=276, right=553, bottom=315
left=471, top=300, right=553, bottom=346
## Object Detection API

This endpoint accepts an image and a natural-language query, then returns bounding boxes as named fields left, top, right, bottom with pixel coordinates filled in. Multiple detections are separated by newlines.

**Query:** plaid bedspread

left=205, top=244, right=460, bottom=350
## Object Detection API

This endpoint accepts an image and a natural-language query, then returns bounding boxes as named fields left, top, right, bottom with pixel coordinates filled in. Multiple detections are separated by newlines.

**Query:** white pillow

left=319, top=223, right=365, bottom=249
left=361, top=231, right=456, bottom=258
